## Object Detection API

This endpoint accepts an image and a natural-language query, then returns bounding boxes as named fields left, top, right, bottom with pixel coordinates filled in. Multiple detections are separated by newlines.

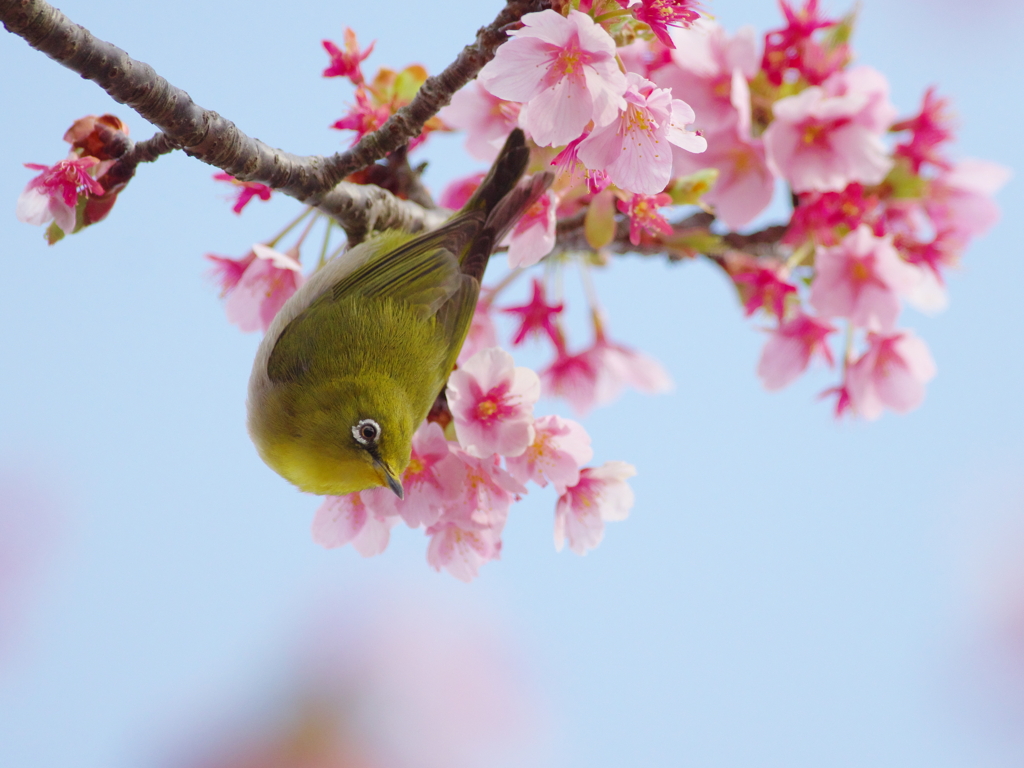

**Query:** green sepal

left=660, top=228, right=724, bottom=259
left=44, top=221, right=66, bottom=245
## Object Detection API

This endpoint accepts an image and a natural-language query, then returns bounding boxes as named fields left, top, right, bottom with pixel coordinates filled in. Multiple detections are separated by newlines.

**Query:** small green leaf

left=44, top=221, right=65, bottom=245
left=667, top=169, right=719, bottom=205
left=585, top=189, right=616, bottom=250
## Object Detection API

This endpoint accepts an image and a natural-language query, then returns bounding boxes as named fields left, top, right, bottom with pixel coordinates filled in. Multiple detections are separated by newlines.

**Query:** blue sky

left=1, top=1, right=1022, bottom=766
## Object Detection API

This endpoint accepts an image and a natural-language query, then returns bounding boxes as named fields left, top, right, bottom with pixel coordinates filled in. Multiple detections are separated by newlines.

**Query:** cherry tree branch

left=0, top=0, right=546, bottom=239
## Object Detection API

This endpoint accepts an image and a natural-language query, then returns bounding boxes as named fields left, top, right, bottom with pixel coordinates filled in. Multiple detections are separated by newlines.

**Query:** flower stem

left=266, top=206, right=315, bottom=249
left=317, top=220, right=334, bottom=269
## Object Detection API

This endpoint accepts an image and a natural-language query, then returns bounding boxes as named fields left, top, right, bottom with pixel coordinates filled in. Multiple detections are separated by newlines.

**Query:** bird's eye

left=352, top=418, right=381, bottom=446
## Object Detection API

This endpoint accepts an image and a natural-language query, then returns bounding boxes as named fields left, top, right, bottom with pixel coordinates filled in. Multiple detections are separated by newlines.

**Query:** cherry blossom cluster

left=312, top=347, right=634, bottom=581
left=438, top=0, right=1007, bottom=420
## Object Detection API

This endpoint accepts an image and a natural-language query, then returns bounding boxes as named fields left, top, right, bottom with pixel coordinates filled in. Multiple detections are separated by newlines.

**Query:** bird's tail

left=458, top=128, right=554, bottom=281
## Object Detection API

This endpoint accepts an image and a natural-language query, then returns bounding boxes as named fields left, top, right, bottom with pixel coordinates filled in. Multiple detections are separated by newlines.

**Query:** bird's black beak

left=375, top=459, right=404, bottom=499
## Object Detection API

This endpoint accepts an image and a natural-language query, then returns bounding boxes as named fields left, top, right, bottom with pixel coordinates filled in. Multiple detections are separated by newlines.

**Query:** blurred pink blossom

left=16, top=156, right=103, bottom=233
left=809, top=225, right=917, bottom=331
left=440, top=82, right=521, bottom=162
left=757, top=312, right=836, bottom=391
left=209, top=244, right=305, bottom=334
left=846, top=329, right=937, bottom=419
left=312, top=489, right=396, bottom=557
left=506, top=189, right=557, bottom=268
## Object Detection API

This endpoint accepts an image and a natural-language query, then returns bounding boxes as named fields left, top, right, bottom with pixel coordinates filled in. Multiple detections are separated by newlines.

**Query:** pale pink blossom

left=216, top=243, right=305, bottom=334
left=671, top=71, right=774, bottom=229
left=442, top=449, right=526, bottom=531
left=925, top=159, right=1010, bottom=242
left=594, top=339, right=673, bottom=405
left=578, top=72, right=706, bottom=195
left=426, top=519, right=502, bottom=582
left=506, top=189, right=557, bottom=268
left=372, top=422, right=463, bottom=529
left=757, top=313, right=836, bottom=390
left=846, top=330, right=937, bottom=420
left=506, top=415, right=594, bottom=492
left=441, top=82, right=521, bottom=162
left=477, top=9, right=627, bottom=148
left=550, top=133, right=609, bottom=193
left=447, top=348, right=541, bottom=458
left=763, top=83, right=893, bottom=193
left=821, top=66, right=898, bottom=134
left=457, top=297, right=499, bottom=366
left=554, top=461, right=636, bottom=555
left=312, top=490, right=397, bottom=557
left=809, top=225, right=918, bottom=330
left=651, top=20, right=760, bottom=133
left=16, top=156, right=104, bottom=234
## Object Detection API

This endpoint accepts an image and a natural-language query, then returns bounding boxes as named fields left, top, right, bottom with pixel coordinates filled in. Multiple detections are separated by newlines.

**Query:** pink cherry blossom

left=322, top=28, right=374, bottom=84
left=650, top=19, right=759, bottom=134
left=213, top=172, right=272, bottom=214
left=578, top=72, right=706, bottom=195
left=809, top=225, right=917, bottom=330
left=763, top=82, right=892, bottom=193
left=16, top=156, right=104, bottom=234
left=846, top=329, right=937, bottom=420
left=757, top=312, right=836, bottom=390
left=630, top=0, right=702, bottom=48
left=372, top=422, right=463, bottom=529
left=441, top=449, right=526, bottom=531
left=506, top=415, right=593, bottom=493
left=554, top=461, right=636, bottom=555
left=447, top=348, right=541, bottom=458
left=426, top=518, right=502, bottom=583
left=670, top=71, right=774, bottom=229
left=593, top=337, right=673, bottom=405
left=618, top=192, right=674, bottom=245
left=210, top=243, right=304, bottom=334
left=506, top=189, right=557, bottom=269
left=502, top=278, right=564, bottom=347
left=820, top=66, right=897, bottom=134
left=440, top=82, right=521, bottom=162
left=477, top=9, right=626, bottom=148
left=312, top=489, right=397, bottom=557
left=925, top=159, right=1010, bottom=243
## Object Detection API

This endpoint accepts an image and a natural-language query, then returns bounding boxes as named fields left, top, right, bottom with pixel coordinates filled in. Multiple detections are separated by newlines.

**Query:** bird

left=246, top=128, right=552, bottom=499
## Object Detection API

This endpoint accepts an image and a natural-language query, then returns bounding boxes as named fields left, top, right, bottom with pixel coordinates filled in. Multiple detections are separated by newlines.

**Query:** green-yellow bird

left=246, top=129, right=551, bottom=499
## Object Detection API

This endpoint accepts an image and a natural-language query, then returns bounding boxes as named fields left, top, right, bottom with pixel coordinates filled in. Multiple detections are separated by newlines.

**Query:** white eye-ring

left=352, top=418, right=381, bottom=446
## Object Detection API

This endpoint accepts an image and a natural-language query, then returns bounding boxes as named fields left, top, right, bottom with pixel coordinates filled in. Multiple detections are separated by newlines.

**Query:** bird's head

left=254, top=377, right=416, bottom=498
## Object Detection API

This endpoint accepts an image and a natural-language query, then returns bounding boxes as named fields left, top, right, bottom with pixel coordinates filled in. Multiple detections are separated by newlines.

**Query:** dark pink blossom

left=212, top=172, right=272, bottom=214
left=761, top=0, right=840, bottom=86
left=733, top=262, right=798, bottom=319
left=331, top=89, right=392, bottom=144
left=502, top=278, right=564, bottom=347
left=631, top=0, right=703, bottom=48
left=321, top=28, right=374, bottom=84
left=891, top=87, right=955, bottom=173
left=618, top=192, right=674, bottom=245
left=784, top=183, right=879, bottom=247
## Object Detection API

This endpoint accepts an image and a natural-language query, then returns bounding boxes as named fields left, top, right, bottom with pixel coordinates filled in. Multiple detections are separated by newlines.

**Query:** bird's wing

left=327, top=213, right=484, bottom=316
left=434, top=273, right=481, bottom=375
